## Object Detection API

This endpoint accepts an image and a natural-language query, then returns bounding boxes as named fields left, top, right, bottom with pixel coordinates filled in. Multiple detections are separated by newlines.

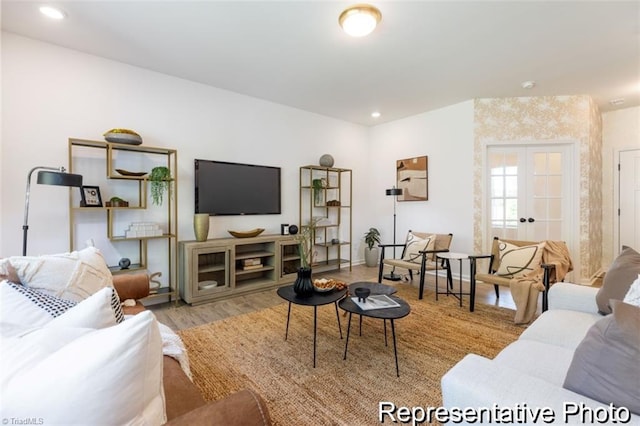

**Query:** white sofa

left=440, top=282, right=639, bottom=425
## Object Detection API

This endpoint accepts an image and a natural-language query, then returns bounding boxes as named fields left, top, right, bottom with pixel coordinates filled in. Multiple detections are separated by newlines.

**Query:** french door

left=487, top=144, right=573, bottom=243
left=618, top=149, right=640, bottom=253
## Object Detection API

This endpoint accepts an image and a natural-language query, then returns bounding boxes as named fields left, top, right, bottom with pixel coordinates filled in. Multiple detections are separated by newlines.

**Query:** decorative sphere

left=118, top=258, right=131, bottom=269
left=288, top=224, right=299, bottom=235
left=319, top=154, right=334, bottom=167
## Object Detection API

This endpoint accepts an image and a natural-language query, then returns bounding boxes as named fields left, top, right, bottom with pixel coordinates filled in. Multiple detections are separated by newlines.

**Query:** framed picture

left=80, top=185, right=103, bottom=207
left=397, top=156, right=428, bottom=201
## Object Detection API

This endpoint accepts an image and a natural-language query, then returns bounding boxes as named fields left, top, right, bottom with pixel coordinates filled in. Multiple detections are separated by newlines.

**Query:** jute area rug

left=178, top=284, right=524, bottom=425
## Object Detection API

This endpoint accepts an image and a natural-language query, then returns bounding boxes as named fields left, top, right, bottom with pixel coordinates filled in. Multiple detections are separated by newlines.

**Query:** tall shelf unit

left=299, top=165, right=352, bottom=273
left=68, top=138, right=178, bottom=303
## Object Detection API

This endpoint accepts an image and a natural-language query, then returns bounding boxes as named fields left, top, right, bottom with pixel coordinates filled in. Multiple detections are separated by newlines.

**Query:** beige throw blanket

left=510, top=240, right=573, bottom=324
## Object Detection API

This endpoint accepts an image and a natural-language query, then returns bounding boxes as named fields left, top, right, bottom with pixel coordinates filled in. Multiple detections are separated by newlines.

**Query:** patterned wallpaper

left=473, top=95, right=602, bottom=281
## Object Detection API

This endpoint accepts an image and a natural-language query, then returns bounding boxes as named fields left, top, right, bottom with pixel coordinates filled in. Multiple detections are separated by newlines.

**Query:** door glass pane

left=533, top=176, right=546, bottom=197
left=505, top=176, right=517, bottom=197
left=548, top=176, right=562, bottom=197
left=549, top=199, right=562, bottom=219
left=533, top=153, right=547, bottom=174
left=489, top=153, right=504, bottom=175
left=533, top=198, right=546, bottom=218
left=548, top=221, right=562, bottom=239
left=505, top=199, right=518, bottom=220
left=491, top=176, right=504, bottom=197
left=549, top=153, right=562, bottom=174
left=492, top=199, right=504, bottom=220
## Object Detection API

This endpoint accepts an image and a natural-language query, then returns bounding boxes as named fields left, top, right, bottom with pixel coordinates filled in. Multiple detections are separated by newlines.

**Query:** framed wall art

left=80, top=185, right=103, bottom=207
left=396, top=156, right=428, bottom=201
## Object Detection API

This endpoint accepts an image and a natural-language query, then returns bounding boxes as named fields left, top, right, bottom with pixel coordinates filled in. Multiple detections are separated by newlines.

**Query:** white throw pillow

left=623, top=274, right=640, bottom=307
left=2, top=247, right=113, bottom=301
left=402, top=233, right=436, bottom=264
left=496, top=240, right=546, bottom=278
left=1, top=282, right=123, bottom=327
left=1, top=311, right=166, bottom=425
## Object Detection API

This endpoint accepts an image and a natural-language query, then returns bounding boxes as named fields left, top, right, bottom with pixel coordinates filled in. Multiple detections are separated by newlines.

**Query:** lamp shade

left=36, top=170, right=83, bottom=187
left=386, top=188, right=403, bottom=196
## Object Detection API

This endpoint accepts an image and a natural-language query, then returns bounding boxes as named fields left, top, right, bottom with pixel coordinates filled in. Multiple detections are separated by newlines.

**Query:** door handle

left=528, top=217, right=535, bottom=223
left=519, top=218, right=526, bottom=223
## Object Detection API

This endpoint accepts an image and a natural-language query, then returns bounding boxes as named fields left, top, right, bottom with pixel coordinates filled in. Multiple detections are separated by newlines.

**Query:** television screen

left=195, top=159, right=281, bottom=215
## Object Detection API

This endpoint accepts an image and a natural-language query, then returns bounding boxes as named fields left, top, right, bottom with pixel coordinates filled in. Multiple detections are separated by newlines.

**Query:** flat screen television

left=195, top=159, right=281, bottom=215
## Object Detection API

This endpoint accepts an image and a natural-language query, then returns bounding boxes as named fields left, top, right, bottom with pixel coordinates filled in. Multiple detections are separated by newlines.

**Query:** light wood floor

left=149, top=264, right=519, bottom=331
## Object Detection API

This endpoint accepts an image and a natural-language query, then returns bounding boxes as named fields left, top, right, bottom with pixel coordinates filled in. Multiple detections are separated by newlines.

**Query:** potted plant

left=149, top=166, right=173, bottom=206
left=293, top=217, right=321, bottom=297
left=363, top=227, right=381, bottom=267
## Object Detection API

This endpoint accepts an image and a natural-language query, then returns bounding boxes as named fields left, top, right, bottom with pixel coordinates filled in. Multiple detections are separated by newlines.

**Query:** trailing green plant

left=364, top=227, right=381, bottom=250
left=296, top=217, right=321, bottom=269
left=312, top=179, right=324, bottom=205
left=149, top=166, right=173, bottom=206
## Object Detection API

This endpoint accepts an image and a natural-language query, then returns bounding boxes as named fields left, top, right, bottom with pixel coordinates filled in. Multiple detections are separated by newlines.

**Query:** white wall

left=1, top=33, right=369, bottom=259
left=369, top=101, right=475, bottom=275
left=602, top=106, right=640, bottom=265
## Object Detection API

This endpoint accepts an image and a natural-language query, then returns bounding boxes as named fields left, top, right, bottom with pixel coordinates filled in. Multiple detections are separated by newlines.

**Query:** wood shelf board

left=109, top=263, right=145, bottom=274
left=235, top=250, right=274, bottom=260
left=110, top=234, right=176, bottom=241
left=282, top=255, right=301, bottom=261
left=69, top=138, right=177, bottom=155
left=235, top=265, right=275, bottom=275
left=198, top=265, right=226, bottom=273
left=300, top=165, right=352, bottom=173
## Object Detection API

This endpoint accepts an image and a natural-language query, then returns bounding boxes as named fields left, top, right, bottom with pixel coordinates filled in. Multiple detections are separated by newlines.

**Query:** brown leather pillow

left=596, top=246, right=640, bottom=314
left=563, top=300, right=640, bottom=415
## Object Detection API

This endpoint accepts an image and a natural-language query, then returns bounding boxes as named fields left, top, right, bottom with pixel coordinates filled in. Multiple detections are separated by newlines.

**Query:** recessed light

left=371, top=111, right=381, bottom=118
left=609, top=98, right=625, bottom=106
left=521, top=81, right=536, bottom=90
left=39, top=6, right=66, bottom=20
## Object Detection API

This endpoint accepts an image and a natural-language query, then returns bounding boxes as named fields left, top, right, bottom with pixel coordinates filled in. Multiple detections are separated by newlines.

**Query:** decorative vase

left=194, top=213, right=210, bottom=242
left=319, top=154, right=334, bottom=168
left=293, top=267, right=314, bottom=298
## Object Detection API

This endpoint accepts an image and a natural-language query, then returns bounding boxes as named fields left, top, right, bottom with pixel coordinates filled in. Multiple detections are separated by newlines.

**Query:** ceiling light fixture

left=371, top=111, right=381, bottom=118
left=521, top=80, right=536, bottom=90
left=339, top=4, right=382, bottom=37
left=39, top=5, right=66, bottom=20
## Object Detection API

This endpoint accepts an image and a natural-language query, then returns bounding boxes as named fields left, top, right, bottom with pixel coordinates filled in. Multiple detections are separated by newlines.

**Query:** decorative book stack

left=242, top=258, right=263, bottom=270
left=124, top=222, right=163, bottom=238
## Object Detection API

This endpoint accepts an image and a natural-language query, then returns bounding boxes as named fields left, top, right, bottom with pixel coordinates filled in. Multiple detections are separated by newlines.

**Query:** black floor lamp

left=384, top=186, right=403, bottom=281
left=23, top=166, right=83, bottom=256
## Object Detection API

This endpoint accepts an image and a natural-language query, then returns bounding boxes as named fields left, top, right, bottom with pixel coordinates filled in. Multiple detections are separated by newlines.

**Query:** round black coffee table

left=339, top=294, right=410, bottom=377
left=277, top=285, right=347, bottom=368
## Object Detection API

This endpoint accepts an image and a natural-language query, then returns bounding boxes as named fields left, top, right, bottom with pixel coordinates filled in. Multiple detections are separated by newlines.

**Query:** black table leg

left=391, top=319, right=399, bottom=377
left=343, top=312, right=352, bottom=360
left=334, top=302, right=343, bottom=339
left=458, top=258, right=463, bottom=307
left=384, top=319, right=388, bottom=346
left=284, top=302, right=291, bottom=340
left=313, top=306, right=317, bottom=368
left=359, top=314, right=363, bottom=336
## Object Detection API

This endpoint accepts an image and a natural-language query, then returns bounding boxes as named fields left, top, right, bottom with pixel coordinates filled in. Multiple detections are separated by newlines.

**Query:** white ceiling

left=2, top=1, right=639, bottom=126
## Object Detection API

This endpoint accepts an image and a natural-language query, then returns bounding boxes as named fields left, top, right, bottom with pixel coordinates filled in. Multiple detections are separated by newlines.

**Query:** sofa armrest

left=164, top=389, right=272, bottom=426
left=441, top=354, right=635, bottom=425
left=548, top=282, right=598, bottom=313
left=112, top=273, right=150, bottom=301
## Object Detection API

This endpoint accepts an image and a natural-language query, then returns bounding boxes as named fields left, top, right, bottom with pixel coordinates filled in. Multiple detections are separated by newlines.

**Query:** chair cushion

left=383, top=258, right=439, bottom=272
left=401, top=232, right=436, bottom=264
left=563, top=300, right=640, bottom=415
left=596, top=246, right=640, bottom=314
left=495, top=240, right=545, bottom=278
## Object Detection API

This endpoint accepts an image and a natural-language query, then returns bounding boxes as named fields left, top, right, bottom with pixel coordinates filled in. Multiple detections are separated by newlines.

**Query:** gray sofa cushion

left=596, top=246, right=640, bottom=315
left=563, top=300, right=640, bottom=415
